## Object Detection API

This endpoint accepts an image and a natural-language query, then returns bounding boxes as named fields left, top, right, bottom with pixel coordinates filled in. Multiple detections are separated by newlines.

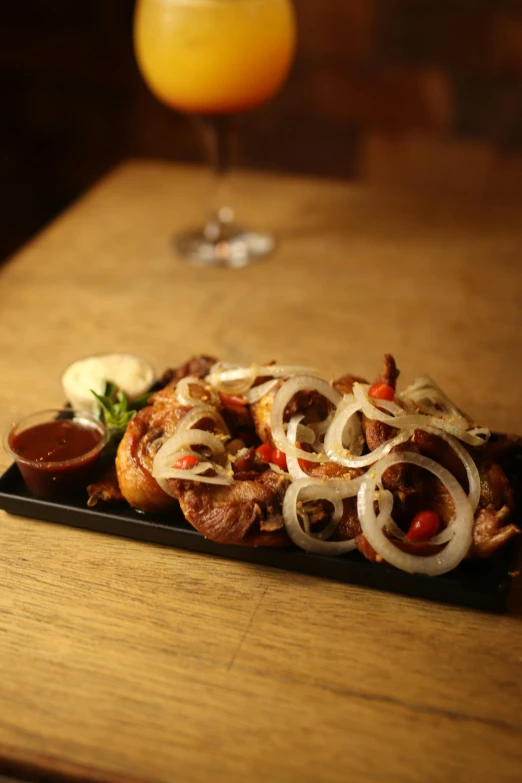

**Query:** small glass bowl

left=4, top=409, right=106, bottom=500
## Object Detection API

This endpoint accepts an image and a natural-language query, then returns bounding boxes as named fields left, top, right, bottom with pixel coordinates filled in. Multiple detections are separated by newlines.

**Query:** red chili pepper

left=175, top=455, right=200, bottom=470
left=368, top=383, right=395, bottom=402
left=405, top=510, right=442, bottom=541
left=296, top=442, right=316, bottom=472
left=220, top=392, right=248, bottom=407
left=270, top=449, right=288, bottom=471
left=256, top=444, right=273, bottom=463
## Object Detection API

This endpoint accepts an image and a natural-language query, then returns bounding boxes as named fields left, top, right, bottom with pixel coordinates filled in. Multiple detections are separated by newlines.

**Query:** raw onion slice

left=265, top=365, right=320, bottom=378
left=154, top=449, right=219, bottom=479
left=270, top=376, right=342, bottom=463
left=411, top=425, right=481, bottom=511
left=176, top=404, right=229, bottom=436
left=283, top=478, right=360, bottom=555
left=468, top=428, right=490, bottom=442
left=166, top=454, right=215, bottom=476
left=326, top=428, right=413, bottom=469
left=357, top=452, right=474, bottom=575
left=402, top=375, right=468, bottom=427
left=207, top=363, right=320, bottom=394
left=154, top=465, right=233, bottom=487
left=176, top=377, right=219, bottom=407
left=286, top=415, right=315, bottom=480
left=153, top=443, right=233, bottom=491
left=153, top=428, right=227, bottom=464
left=152, top=426, right=233, bottom=490
left=206, top=363, right=259, bottom=394
left=246, top=379, right=279, bottom=404
left=323, top=396, right=364, bottom=459
left=371, top=397, right=406, bottom=417
left=353, top=383, right=489, bottom=447
left=307, top=410, right=338, bottom=452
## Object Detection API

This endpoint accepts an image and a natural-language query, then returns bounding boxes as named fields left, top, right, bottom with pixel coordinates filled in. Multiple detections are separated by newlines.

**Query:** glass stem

left=195, top=115, right=238, bottom=241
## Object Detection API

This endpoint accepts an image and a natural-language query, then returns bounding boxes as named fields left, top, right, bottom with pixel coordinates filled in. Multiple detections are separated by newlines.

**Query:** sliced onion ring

left=401, top=375, right=468, bottom=427
left=326, top=429, right=413, bottom=469
left=207, top=363, right=320, bottom=394
left=283, top=478, right=360, bottom=555
left=153, top=428, right=226, bottom=465
left=357, top=452, right=474, bottom=575
left=153, top=438, right=233, bottom=489
left=323, top=396, right=364, bottom=459
left=176, top=404, right=229, bottom=435
left=353, top=383, right=489, bottom=447
left=270, top=375, right=342, bottom=463
left=152, top=418, right=232, bottom=491
left=411, top=425, right=481, bottom=511
left=176, top=377, right=219, bottom=407
left=155, top=467, right=233, bottom=487
left=246, top=379, right=280, bottom=404
left=306, top=412, right=336, bottom=452
left=286, top=415, right=314, bottom=480
left=206, top=363, right=258, bottom=394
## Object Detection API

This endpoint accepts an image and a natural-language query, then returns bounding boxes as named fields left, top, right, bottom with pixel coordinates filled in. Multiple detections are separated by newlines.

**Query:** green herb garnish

left=92, top=381, right=151, bottom=455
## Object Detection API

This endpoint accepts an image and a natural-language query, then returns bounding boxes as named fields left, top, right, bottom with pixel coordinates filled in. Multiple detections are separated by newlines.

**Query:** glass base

left=175, top=225, right=276, bottom=268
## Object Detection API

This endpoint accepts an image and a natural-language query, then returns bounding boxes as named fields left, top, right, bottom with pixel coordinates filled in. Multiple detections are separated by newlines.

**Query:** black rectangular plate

left=0, top=461, right=520, bottom=612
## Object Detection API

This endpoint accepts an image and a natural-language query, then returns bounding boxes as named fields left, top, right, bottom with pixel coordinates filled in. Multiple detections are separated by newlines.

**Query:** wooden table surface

left=1, top=161, right=521, bottom=783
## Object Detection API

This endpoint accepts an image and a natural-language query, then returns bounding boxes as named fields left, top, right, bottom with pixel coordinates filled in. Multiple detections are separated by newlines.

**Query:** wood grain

left=0, top=161, right=522, bottom=783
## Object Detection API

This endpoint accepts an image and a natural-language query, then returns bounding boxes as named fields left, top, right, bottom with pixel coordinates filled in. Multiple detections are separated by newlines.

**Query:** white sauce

left=62, top=354, right=155, bottom=410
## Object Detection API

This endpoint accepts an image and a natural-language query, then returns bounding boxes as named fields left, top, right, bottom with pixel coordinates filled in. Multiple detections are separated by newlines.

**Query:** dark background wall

left=2, top=0, right=522, bottom=262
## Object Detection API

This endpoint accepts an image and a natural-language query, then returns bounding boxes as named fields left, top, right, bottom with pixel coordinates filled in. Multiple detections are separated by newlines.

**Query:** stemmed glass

left=134, top=0, right=297, bottom=268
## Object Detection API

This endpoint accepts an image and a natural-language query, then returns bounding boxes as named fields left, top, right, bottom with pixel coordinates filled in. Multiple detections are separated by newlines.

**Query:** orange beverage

left=134, top=0, right=296, bottom=114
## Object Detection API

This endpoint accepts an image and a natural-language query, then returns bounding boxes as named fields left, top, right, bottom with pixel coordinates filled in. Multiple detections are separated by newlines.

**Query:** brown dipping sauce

left=9, top=418, right=105, bottom=499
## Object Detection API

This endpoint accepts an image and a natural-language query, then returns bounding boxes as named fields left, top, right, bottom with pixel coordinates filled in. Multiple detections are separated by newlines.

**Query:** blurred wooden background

left=2, top=0, right=522, bottom=262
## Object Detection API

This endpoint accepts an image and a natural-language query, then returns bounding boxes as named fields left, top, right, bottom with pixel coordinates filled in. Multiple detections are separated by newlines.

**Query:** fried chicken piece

left=115, top=387, right=189, bottom=512
left=358, top=355, right=420, bottom=503
left=250, top=384, right=331, bottom=447
left=231, top=446, right=268, bottom=482
left=87, top=465, right=124, bottom=507
left=117, top=364, right=291, bottom=546
left=333, top=374, right=368, bottom=396
left=219, top=392, right=255, bottom=434
left=411, top=429, right=469, bottom=487
left=116, top=360, right=231, bottom=514
left=333, top=355, right=398, bottom=401
left=157, top=355, right=216, bottom=389
left=375, top=354, right=400, bottom=389
left=250, top=383, right=281, bottom=446
left=338, top=496, right=363, bottom=541
left=479, top=461, right=514, bottom=510
left=468, top=461, right=519, bottom=557
left=114, top=353, right=521, bottom=563
left=168, top=469, right=290, bottom=546
left=355, top=452, right=520, bottom=566
left=469, top=506, right=519, bottom=558
left=361, top=354, right=400, bottom=453
left=308, top=462, right=363, bottom=481
left=333, top=374, right=372, bottom=531
left=355, top=535, right=379, bottom=562
left=363, top=419, right=396, bottom=452
left=252, top=356, right=396, bottom=450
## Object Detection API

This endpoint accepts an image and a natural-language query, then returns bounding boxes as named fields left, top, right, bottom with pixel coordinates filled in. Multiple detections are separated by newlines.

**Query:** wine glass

left=134, top=0, right=297, bottom=268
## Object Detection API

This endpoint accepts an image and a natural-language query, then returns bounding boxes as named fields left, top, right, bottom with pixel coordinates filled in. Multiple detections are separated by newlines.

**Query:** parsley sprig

left=92, top=381, right=151, bottom=454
